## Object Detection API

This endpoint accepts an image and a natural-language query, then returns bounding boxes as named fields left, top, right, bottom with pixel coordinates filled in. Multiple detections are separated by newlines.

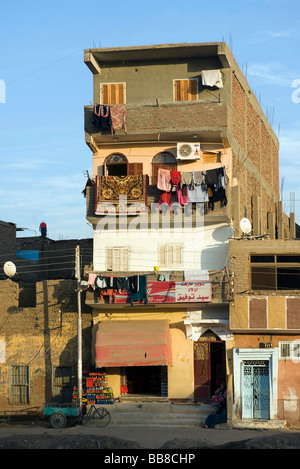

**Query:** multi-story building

left=83, top=42, right=288, bottom=404
left=229, top=237, right=300, bottom=428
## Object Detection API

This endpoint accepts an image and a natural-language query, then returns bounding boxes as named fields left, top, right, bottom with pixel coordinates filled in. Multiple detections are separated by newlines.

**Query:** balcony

left=85, top=269, right=230, bottom=308
left=85, top=178, right=231, bottom=225
left=84, top=101, right=229, bottom=148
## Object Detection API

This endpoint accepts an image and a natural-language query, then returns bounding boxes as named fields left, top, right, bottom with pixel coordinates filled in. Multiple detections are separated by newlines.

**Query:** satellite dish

left=240, top=218, right=252, bottom=235
left=3, top=261, right=17, bottom=277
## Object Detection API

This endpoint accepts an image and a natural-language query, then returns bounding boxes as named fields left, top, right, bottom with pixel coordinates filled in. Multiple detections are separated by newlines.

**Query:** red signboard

left=114, top=281, right=211, bottom=304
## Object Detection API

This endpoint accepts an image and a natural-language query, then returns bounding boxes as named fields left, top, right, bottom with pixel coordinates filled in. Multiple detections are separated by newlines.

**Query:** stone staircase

left=104, top=401, right=216, bottom=427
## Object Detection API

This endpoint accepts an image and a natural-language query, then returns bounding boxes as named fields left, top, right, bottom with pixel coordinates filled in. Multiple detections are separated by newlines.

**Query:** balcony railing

left=85, top=269, right=230, bottom=306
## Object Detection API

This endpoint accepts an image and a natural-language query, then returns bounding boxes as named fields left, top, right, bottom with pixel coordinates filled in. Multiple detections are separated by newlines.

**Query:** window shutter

left=106, top=248, right=113, bottom=271
left=159, top=244, right=183, bottom=267
left=174, top=79, right=197, bottom=101
left=121, top=248, right=129, bottom=271
left=101, top=84, right=109, bottom=105
left=159, top=245, right=166, bottom=267
left=101, top=83, right=125, bottom=105
left=106, top=247, right=128, bottom=271
left=128, top=163, right=143, bottom=175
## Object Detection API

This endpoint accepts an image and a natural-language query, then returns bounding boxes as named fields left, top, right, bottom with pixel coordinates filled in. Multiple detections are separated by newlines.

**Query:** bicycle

left=82, top=404, right=111, bottom=428
left=43, top=403, right=111, bottom=429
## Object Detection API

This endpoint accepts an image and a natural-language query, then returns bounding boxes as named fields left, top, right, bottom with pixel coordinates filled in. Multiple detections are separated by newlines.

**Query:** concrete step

left=232, top=419, right=287, bottom=430
left=99, top=402, right=216, bottom=427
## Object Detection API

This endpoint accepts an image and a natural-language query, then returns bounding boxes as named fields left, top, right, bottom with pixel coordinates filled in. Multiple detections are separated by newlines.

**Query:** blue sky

left=0, top=0, right=299, bottom=240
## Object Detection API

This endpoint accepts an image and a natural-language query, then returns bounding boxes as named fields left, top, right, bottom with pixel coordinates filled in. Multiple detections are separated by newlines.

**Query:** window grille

left=9, top=365, right=30, bottom=404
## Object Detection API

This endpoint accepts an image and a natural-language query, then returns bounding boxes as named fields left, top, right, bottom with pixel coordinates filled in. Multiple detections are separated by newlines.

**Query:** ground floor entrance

left=123, top=366, right=168, bottom=397
left=194, top=333, right=226, bottom=401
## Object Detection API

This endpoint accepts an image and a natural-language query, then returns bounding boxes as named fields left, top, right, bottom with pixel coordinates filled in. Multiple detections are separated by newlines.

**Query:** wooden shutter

left=174, top=79, right=197, bottom=101
left=159, top=245, right=167, bottom=267
left=101, top=83, right=125, bottom=105
left=128, top=163, right=143, bottom=175
left=159, top=244, right=182, bottom=267
left=106, top=247, right=128, bottom=271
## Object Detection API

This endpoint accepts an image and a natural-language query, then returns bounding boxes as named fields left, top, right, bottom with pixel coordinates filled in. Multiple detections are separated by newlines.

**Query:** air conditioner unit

left=177, top=143, right=201, bottom=161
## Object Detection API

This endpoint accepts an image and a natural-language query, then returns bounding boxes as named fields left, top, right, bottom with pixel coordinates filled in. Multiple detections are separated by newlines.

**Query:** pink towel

left=157, top=168, right=171, bottom=192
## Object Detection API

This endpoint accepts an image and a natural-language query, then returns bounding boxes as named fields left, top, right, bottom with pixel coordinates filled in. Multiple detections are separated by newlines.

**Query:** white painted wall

left=93, top=219, right=234, bottom=273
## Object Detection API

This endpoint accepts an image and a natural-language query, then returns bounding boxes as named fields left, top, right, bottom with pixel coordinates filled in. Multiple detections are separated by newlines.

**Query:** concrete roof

left=84, top=42, right=232, bottom=70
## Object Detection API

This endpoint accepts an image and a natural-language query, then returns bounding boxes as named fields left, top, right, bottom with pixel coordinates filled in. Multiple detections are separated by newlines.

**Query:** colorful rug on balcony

left=96, top=175, right=147, bottom=214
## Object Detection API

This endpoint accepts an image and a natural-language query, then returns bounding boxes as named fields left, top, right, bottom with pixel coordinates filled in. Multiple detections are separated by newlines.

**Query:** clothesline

left=157, top=166, right=227, bottom=208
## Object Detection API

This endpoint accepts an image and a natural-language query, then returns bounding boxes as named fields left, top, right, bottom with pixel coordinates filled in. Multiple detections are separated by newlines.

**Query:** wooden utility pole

left=75, top=245, right=82, bottom=412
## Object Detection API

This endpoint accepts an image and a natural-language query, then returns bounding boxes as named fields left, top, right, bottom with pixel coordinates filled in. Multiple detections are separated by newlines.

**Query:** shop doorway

left=194, top=334, right=226, bottom=401
left=124, top=366, right=167, bottom=396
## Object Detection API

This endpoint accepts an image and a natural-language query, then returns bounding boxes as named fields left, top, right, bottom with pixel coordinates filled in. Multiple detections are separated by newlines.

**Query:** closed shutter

left=101, top=83, right=125, bottom=105
left=128, top=163, right=143, bottom=175
left=174, top=79, right=197, bottom=101
left=106, top=247, right=129, bottom=271
left=159, top=244, right=183, bottom=267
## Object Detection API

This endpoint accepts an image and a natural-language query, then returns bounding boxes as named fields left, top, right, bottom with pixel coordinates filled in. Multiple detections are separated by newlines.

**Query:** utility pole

left=75, top=245, right=82, bottom=412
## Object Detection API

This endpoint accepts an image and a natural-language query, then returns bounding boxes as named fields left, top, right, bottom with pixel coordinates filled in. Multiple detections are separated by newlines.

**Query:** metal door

left=242, top=360, right=270, bottom=419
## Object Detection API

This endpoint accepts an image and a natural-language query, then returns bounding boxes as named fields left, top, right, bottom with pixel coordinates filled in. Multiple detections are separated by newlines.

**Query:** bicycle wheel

left=93, top=407, right=111, bottom=427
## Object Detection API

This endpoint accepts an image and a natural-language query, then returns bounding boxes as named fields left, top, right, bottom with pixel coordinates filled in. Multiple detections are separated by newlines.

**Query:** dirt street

left=0, top=420, right=300, bottom=449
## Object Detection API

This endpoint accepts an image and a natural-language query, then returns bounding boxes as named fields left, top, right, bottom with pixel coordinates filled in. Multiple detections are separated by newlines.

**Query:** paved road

left=0, top=421, right=299, bottom=449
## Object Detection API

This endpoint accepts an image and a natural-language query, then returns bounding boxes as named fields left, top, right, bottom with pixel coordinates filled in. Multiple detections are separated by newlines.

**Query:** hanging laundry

left=99, top=288, right=117, bottom=304
left=159, top=191, right=172, bottom=207
left=88, top=273, right=98, bottom=290
left=176, top=183, right=188, bottom=205
left=93, top=104, right=112, bottom=130
left=205, top=168, right=219, bottom=186
left=201, top=70, right=223, bottom=88
left=110, top=104, right=127, bottom=134
left=170, top=170, right=181, bottom=186
left=180, top=172, right=193, bottom=186
left=129, top=275, right=148, bottom=306
left=96, top=275, right=108, bottom=289
left=157, top=168, right=171, bottom=192
left=188, top=182, right=208, bottom=203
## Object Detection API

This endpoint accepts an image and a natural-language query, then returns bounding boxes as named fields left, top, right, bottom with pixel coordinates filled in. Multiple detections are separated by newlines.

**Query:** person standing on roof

left=39, top=221, right=47, bottom=237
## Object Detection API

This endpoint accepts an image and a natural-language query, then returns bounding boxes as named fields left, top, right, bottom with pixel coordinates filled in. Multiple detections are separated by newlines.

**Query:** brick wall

left=231, top=73, right=280, bottom=234
left=0, top=279, right=92, bottom=414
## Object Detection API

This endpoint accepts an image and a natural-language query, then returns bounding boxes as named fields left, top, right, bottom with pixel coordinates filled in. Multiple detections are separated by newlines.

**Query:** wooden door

left=194, top=341, right=210, bottom=400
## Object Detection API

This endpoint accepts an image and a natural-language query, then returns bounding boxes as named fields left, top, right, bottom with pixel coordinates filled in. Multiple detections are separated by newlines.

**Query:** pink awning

left=95, top=320, right=172, bottom=367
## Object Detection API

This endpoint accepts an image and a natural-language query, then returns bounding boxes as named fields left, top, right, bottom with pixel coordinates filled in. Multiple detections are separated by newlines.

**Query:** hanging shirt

left=157, top=168, right=171, bottom=191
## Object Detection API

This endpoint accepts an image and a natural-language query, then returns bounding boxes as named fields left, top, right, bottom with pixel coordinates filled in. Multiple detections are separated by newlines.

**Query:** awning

left=95, top=320, right=172, bottom=367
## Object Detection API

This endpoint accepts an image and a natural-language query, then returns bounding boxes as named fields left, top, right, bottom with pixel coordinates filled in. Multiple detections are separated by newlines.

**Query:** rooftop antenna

left=280, top=177, right=285, bottom=201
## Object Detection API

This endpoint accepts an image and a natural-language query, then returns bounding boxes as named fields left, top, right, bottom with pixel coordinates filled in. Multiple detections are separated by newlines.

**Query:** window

left=250, top=254, right=300, bottom=290
left=100, top=83, right=125, bottom=105
left=152, top=152, right=177, bottom=185
left=106, top=247, right=129, bottom=271
left=174, top=79, right=198, bottom=101
left=159, top=244, right=183, bottom=267
left=279, top=341, right=300, bottom=360
left=9, top=365, right=30, bottom=404
left=52, top=366, right=73, bottom=403
left=105, top=154, right=143, bottom=177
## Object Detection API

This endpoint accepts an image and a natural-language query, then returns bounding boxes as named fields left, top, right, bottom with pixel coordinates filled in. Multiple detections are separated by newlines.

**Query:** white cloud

left=247, top=62, right=297, bottom=87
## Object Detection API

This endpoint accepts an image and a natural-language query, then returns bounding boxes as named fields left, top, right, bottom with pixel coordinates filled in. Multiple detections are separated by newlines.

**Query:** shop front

left=93, top=318, right=173, bottom=399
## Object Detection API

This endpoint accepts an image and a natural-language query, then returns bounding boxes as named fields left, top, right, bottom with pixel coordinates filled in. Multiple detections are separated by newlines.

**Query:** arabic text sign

left=175, top=281, right=212, bottom=303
